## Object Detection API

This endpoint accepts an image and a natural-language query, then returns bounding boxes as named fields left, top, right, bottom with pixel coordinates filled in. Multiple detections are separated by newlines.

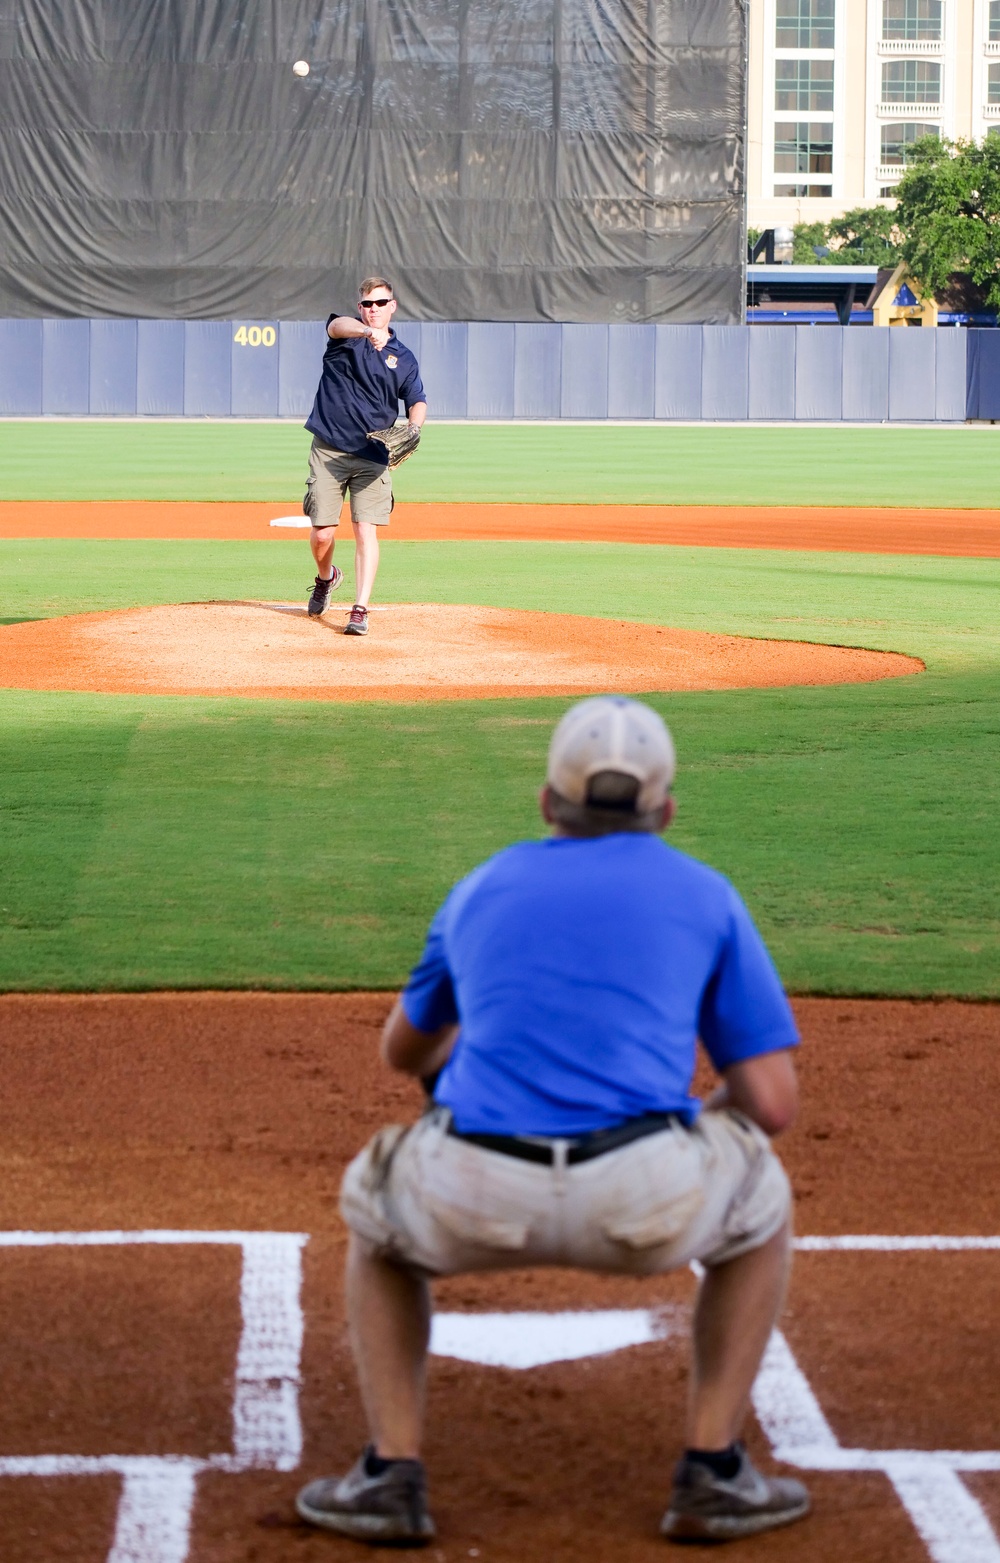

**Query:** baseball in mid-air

left=292, top=59, right=310, bottom=77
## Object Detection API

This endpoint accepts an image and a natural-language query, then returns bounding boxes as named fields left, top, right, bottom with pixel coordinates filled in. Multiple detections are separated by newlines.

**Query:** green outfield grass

left=3, top=419, right=1000, bottom=506
left=1, top=537, right=997, bottom=996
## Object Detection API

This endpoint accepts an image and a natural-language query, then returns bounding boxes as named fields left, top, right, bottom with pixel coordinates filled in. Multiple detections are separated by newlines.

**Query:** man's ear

left=660, top=796, right=677, bottom=831
left=539, top=784, right=557, bottom=825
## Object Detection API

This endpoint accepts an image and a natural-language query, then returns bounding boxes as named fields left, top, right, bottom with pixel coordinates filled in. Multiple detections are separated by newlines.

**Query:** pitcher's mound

left=0, top=601, right=923, bottom=701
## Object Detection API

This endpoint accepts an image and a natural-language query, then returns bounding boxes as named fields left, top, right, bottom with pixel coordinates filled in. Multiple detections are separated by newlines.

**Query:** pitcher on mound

left=302, top=277, right=427, bottom=638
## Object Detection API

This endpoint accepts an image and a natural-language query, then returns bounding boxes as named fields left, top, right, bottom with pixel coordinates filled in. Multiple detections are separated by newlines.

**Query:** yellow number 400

left=234, top=325, right=276, bottom=347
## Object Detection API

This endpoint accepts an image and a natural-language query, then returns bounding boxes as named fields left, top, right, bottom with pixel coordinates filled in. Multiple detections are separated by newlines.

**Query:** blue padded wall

left=137, top=321, right=185, bottom=415
left=794, top=326, right=843, bottom=420
left=0, top=318, right=972, bottom=423
left=842, top=329, right=889, bottom=421
left=934, top=329, right=968, bottom=422
left=654, top=326, right=703, bottom=419
left=231, top=322, right=279, bottom=416
left=702, top=326, right=749, bottom=419
left=467, top=323, right=515, bottom=418
left=607, top=325, right=654, bottom=418
left=748, top=328, right=795, bottom=420
left=277, top=322, right=324, bottom=420
left=965, top=330, right=1000, bottom=418
left=561, top=325, right=609, bottom=418
left=394, top=320, right=422, bottom=368
left=90, top=319, right=138, bottom=416
left=42, top=318, right=90, bottom=414
left=419, top=323, right=467, bottom=417
left=183, top=322, right=231, bottom=416
left=888, top=329, right=936, bottom=420
left=0, top=318, right=43, bottom=414
left=513, top=324, right=561, bottom=417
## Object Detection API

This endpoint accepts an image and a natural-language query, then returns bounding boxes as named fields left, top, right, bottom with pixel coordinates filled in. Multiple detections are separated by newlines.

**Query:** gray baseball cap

left=546, top=696, right=676, bottom=814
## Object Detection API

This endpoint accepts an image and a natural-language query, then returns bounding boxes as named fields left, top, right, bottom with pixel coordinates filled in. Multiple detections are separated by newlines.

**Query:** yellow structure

left=870, top=261, right=940, bottom=323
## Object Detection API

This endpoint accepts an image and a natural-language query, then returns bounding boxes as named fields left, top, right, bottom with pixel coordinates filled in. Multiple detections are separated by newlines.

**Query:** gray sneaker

left=660, top=1446, right=810, bottom=1542
left=307, top=566, right=344, bottom=617
left=296, top=1448, right=435, bottom=1545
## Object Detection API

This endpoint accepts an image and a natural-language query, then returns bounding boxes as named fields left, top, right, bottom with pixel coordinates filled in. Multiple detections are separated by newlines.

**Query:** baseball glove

left=367, top=422, right=421, bottom=468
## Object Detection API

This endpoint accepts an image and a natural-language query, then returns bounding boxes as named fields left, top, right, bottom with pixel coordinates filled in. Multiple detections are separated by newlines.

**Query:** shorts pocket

left=601, top=1185, right=705, bottom=1250
left=421, top=1194, right=531, bottom=1251
left=339, top=1123, right=409, bottom=1241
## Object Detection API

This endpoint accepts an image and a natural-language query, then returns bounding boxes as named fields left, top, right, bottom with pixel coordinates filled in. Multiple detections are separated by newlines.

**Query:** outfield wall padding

left=0, top=318, right=978, bottom=421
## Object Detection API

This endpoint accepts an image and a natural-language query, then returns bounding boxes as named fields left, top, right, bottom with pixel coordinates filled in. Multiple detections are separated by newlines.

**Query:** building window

left=775, top=60, right=834, bottom=112
left=879, top=185, right=900, bottom=195
left=880, top=121, right=939, bottom=162
left=774, top=183, right=834, bottom=195
left=881, top=60, right=941, bottom=102
left=774, top=122, right=834, bottom=174
left=775, top=0, right=835, bottom=49
left=882, top=0, right=942, bottom=41
left=991, top=0, right=1000, bottom=41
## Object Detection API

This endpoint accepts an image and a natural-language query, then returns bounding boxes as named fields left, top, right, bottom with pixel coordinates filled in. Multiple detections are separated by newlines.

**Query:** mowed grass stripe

left=0, top=677, right=996, bottom=995
left=4, top=421, right=1000, bottom=507
left=2, top=537, right=998, bottom=672
left=0, top=538, right=998, bottom=996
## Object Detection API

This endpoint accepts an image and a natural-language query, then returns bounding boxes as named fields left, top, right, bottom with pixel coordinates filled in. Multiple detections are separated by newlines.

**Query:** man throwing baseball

left=303, top=276, right=426, bottom=636
left=297, top=696, right=810, bottom=1544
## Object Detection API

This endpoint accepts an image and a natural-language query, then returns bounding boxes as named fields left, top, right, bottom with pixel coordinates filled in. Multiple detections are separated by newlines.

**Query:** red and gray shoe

left=344, top=603, right=369, bottom=636
left=307, top=566, right=343, bottom=617
left=661, top=1446, right=810, bottom=1542
left=296, top=1447, right=435, bottom=1544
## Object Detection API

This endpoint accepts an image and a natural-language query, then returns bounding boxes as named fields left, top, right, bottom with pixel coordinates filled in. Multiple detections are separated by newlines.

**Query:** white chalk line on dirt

left=0, top=1232, right=997, bottom=1563
left=0, top=1231, right=307, bottom=1563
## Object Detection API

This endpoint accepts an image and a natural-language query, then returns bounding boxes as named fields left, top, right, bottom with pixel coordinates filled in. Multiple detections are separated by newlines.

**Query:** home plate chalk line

left=0, top=1233, right=995, bottom=1563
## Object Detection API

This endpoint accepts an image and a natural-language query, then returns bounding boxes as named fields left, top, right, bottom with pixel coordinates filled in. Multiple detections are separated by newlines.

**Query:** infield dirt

left=0, top=991, right=996, bottom=1563
left=2, top=499, right=1000, bottom=556
left=0, top=601, right=923, bottom=701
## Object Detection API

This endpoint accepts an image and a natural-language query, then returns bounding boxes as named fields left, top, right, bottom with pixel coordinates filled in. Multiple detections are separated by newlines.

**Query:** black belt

left=447, top=1111, right=683, bottom=1167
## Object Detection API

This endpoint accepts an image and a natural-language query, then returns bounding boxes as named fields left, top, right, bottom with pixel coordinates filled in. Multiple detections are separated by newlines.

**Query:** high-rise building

left=747, top=0, right=998, bottom=228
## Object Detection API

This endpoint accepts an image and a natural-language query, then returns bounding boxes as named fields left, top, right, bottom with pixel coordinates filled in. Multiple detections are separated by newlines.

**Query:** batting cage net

left=0, top=0, right=746, bottom=323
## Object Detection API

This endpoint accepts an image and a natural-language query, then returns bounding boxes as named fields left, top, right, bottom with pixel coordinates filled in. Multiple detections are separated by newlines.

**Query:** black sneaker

left=296, top=1448, right=435, bottom=1545
left=307, top=566, right=343, bottom=617
left=344, top=603, right=369, bottom=636
left=660, top=1445, right=810, bottom=1542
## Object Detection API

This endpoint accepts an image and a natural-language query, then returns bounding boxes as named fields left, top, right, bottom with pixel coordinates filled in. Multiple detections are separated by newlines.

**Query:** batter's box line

left=0, top=1230, right=308, bottom=1563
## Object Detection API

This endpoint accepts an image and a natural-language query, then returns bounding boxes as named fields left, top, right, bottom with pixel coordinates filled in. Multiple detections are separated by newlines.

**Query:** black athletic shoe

left=661, top=1445, right=810, bottom=1542
left=307, top=566, right=343, bottom=617
left=296, top=1448, right=435, bottom=1545
left=344, top=603, right=369, bottom=635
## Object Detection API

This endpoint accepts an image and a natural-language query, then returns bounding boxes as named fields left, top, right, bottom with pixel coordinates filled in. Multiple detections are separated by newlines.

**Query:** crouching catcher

left=297, top=696, right=810, bottom=1546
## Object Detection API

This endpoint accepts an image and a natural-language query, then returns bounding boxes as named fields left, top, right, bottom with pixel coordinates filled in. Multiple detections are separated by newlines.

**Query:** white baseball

left=292, top=59, right=310, bottom=77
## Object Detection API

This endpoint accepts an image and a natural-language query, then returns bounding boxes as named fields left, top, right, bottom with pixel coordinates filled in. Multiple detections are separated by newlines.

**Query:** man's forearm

left=407, top=401, right=427, bottom=428
left=328, top=315, right=373, bottom=340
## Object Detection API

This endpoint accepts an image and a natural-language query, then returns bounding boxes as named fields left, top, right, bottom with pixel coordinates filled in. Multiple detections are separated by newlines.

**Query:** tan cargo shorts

left=303, top=436, right=393, bottom=528
left=340, top=1105, right=791, bottom=1278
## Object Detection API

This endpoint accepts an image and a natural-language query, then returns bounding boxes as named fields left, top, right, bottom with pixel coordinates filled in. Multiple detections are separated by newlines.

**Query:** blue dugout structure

left=1, top=317, right=996, bottom=422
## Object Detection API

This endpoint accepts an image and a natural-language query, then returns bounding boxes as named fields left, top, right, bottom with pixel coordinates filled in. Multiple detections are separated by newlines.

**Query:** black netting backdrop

left=0, top=0, right=746, bottom=322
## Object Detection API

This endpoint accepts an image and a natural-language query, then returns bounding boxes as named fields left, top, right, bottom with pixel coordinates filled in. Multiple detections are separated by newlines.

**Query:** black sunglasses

left=359, top=296, right=393, bottom=307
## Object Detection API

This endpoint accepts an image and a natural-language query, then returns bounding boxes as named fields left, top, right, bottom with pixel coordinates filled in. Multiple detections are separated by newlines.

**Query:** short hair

left=358, top=275, right=393, bottom=297
left=546, top=772, right=664, bottom=838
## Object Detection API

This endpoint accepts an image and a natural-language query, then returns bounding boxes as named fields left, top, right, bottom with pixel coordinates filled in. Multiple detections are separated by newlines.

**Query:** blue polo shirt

left=306, top=315, right=425, bottom=463
left=402, top=833, right=799, bottom=1136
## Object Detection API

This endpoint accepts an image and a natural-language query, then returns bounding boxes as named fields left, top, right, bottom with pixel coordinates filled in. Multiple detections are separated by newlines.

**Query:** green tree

left=894, top=134, right=1000, bottom=308
left=827, top=205, right=901, bottom=266
left=792, top=221, right=830, bottom=262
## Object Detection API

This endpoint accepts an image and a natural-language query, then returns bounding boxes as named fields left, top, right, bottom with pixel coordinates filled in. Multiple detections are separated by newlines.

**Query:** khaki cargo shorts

left=340, top=1105, right=791, bottom=1278
left=303, top=436, right=393, bottom=528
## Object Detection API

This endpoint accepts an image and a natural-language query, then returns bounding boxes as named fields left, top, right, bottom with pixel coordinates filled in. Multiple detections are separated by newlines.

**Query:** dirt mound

left=0, top=601, right=923, bottom=702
